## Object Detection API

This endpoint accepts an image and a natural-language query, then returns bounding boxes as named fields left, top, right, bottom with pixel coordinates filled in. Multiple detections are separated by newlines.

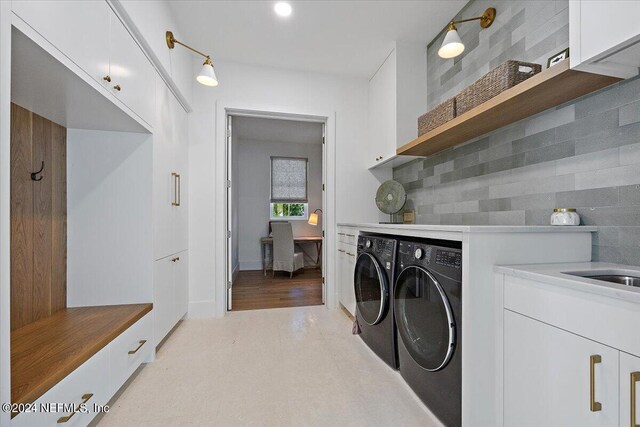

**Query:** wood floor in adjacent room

left=231, top=269, right=323, bottom=311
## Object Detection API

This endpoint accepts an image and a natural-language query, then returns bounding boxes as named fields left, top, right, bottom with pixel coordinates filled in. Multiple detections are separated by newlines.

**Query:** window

left=270, top=156, right=308, bottom=219
left=270, top=202, right=309, bottom=220
left=271, top=156, right=308, bottom=202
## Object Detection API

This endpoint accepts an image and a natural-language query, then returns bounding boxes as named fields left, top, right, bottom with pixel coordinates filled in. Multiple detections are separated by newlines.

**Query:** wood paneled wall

left=11, top=103, right=67, bottom=330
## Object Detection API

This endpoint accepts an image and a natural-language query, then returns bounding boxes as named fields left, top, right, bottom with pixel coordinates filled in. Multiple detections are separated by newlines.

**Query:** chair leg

left=272, top=269, right=275, bottom=278
left=290, top=271, right=293, bottom=279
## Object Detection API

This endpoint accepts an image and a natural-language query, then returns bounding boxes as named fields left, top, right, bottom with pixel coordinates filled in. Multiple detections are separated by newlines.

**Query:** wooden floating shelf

left=397, top=60, right=622, bottom=157
left=11, top=304, right=152, bottom=407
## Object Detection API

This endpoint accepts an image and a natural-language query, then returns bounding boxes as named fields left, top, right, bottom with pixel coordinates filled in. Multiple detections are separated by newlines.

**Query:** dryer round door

left=394, top=266, right=456, bottom=371
left=354, top=252, right=388, bottom=325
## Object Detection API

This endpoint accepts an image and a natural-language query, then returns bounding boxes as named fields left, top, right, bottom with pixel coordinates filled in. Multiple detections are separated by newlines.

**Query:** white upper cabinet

left=108, top=13, right=155, bottom=127
left=368, top=49, right=397, bottom=167
left=367, top=41, right=426, bottom=169
left=570, top=0, right=640, bottom=79
left=12, top=1, right=111, bottom=87
left=12, top=0, right=156, bottom=128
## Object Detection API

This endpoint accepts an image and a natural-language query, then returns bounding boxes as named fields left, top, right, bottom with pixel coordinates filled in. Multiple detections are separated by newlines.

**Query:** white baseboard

left=188, top=299, right=217, bottom=319
left=239, top=260, right=263, bottom=271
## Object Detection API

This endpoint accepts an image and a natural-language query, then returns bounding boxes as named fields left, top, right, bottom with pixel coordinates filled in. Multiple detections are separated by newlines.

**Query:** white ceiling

left=233, top=116, right=323, bottom=145
left=167, top=1, right=466, bottom=78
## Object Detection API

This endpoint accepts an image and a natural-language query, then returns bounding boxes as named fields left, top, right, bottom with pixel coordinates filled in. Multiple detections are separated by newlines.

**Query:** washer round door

left=394, top=266, right=456, bottom=371
left=354, top=252, right=388, bottom=325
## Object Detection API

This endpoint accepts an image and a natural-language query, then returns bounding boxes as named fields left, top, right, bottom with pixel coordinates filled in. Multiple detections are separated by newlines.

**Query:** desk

left=260, top=236, right=323, bottom=276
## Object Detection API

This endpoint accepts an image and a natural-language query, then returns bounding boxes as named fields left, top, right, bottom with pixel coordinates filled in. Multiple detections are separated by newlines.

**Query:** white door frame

left=214, top=101, right=336, bottom=317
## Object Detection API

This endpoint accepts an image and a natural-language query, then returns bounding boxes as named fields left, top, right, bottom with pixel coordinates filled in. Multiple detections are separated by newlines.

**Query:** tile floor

left=98, top=306, right=443, bottom=426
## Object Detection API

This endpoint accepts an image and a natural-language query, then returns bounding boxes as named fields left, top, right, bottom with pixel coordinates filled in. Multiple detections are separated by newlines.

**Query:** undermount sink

left=564, top=269, right=640, bottom=288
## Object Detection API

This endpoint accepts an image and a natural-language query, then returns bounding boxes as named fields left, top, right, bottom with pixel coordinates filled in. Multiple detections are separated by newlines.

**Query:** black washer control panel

left=358, top=236, right=396, bottom=263
left=435, top=249, right=462, bottom=269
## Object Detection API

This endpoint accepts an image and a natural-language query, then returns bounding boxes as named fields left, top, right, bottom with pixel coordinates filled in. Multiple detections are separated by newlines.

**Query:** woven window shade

left=271, top=157, right=308, bottom=202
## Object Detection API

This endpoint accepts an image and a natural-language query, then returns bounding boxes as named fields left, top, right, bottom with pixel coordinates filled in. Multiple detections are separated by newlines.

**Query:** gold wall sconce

left=166, top=30, right=218, bottom=87
left=438, top=7, right=496, bottom=59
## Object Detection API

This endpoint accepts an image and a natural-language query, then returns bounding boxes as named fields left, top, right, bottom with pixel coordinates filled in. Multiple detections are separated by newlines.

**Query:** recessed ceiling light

left=274, top=2, right=292, bottom=17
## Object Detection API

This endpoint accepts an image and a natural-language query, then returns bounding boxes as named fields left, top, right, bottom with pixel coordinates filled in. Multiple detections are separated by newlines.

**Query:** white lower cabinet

left=498, top=272, right=640, bottom=427
left=620, top=352, right=640, bottom=427
left=336, top=227, right=357, bottom=316
left=153, top=251, right=188, bottom=346
left=173, top=251, right=189, bottom=324
left=109, top=313, right=153, bottom=395
left=11, top=313, right=152, bottom=427
left=12, top=348, right=110, bottom=427
left=504, top=310, right=619, bottom=427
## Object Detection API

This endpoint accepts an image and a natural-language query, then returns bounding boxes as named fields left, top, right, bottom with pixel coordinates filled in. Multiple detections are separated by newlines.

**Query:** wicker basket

left=418, top=97, right=456, bottom=136
left=456, top=60, right=542, bottom=115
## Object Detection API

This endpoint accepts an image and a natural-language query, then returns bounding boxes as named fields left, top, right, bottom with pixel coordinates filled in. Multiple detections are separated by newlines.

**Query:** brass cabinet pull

left=590, top=355, right=602, bottom=412
left=177, top=173, right=181, bottom=206
left=337, top=249, right=345, bottom=253
left=171, top=173, right=181, bottom=206
left=103, top=75, right=111, bottom=82
left=57, top=393, right=93, bottom=423
left=345, top=234, right=355, bottom=237
left=171, top=257, right=180, bottom=262
left=128, top=340, right=147, bottom=355
left=632, top=371, right=640, bottom=427
left=337, top=232, right=345, bottom=236
left=113, top=84, right=121, bottom=91
left=347, top=252, right=355, bottom=257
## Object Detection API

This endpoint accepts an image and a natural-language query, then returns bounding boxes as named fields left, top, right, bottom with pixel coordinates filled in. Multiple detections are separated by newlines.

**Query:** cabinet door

left=368, top=49, right=396, bottom=166
left=172, top=100, right=188, bottom=254
left=620, top=352, right=640, bottom=427
left=344, top=249, right=356, bottom=316
left=173, top=251, right=188, bottom=322
left=11, top=347, right=110, bottom=427
left=504, top=310, right=619, bottom=427
left=336, top=243, right=347, bottom=308
left=108, top=12, right=155, bottom=126
left=153, top=77, right=175, bottom=261
left=579, top=1, right=640, bottom=62
left=12, top=1, right=110, bottom=88
left=153, top=257, right=174, bottom=346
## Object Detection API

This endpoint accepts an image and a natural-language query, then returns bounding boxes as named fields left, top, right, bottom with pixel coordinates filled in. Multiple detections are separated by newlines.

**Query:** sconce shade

left=196, top=60, right=218, bottom=87
left=438, top=27, right=465, bottom=59
left=308, top=212, right=319, bottom=226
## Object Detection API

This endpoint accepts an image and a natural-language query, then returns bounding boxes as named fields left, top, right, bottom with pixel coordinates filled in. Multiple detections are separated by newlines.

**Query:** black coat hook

left=31, top=161, right=44, bottom=181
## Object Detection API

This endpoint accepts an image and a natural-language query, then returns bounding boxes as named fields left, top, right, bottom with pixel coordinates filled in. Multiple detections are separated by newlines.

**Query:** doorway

left=226, top=112, right=326, bottom=311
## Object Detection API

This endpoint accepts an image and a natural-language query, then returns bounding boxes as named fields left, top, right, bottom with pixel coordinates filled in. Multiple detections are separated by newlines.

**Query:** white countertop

left=495, top=262, right=640, bottom=303
left=337, top=223, right=597, bottom=233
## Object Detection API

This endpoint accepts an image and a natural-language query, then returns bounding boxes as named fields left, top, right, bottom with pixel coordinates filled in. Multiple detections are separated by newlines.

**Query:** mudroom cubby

left=6, top=16, right=155, bottom=425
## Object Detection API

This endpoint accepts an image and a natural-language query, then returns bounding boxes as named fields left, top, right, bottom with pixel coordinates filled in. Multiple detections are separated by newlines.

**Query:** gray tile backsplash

left=393, top=0, right=640, bottom=265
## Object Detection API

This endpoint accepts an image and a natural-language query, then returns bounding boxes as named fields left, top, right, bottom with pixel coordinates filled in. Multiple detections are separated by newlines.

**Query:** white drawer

left=12, top=347, right=110, bottom=427
left=344, top=230, right=357, bottom=246
left=503, top=274, right=640, bottom=357
left=109, top=313, right=152, bottom=395
left=337, top=229, right=357, bottom=246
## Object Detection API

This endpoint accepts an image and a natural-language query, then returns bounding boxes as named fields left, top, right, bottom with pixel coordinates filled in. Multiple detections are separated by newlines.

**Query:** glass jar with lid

left=550, top=208, right=580, bottom=226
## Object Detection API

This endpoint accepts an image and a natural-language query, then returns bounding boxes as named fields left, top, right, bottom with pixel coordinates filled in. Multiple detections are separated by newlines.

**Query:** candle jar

left=550, top=208, right=580, bottom=226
